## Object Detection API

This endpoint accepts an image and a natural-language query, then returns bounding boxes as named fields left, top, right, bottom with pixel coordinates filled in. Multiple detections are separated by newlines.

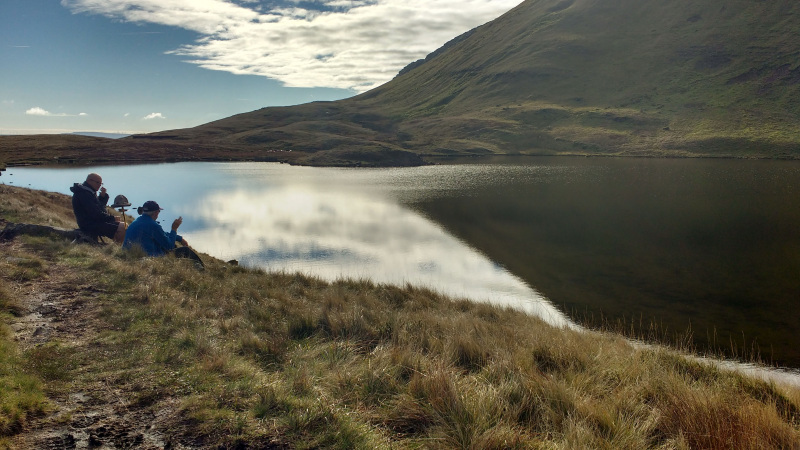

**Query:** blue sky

left=1, top=0, right=521, bottom=136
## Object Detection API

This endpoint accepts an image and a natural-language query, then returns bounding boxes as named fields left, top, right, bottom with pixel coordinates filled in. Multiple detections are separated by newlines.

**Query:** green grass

left=0, top=336, right=48, bottom=442
left=2, top=184, right=800, bottom=448
left=0, top=287, right=48, bottom=444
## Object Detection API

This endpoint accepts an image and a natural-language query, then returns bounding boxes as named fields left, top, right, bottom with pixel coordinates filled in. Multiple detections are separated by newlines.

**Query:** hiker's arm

left=171, top=217, right=188, bottom=246
left=147, top=222, right=179, bottom=254
left=98, top=188, right=109, bottom=206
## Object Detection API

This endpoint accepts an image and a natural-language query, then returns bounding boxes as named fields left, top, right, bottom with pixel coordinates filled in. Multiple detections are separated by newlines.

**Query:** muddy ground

left=4, top=239, right=191, bottom=450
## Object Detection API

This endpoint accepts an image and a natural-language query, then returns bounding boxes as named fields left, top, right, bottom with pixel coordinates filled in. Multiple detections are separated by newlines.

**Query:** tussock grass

left=0, top=322, right=48, bottom=442
left=0, top=279, right=23, bottom=318
left=0, top=243, right=49, bottom=444
left=2, top=184, right=800, bottom=448
left=0, top=185, right=75, bottom=229
left=1, top=250, right=47, bottom=283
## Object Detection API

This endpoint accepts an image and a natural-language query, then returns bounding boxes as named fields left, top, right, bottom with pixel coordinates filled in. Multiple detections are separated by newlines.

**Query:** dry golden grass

left=2, top=184, right=800, bottom=448
left=0, top=185, right=75, bottom=229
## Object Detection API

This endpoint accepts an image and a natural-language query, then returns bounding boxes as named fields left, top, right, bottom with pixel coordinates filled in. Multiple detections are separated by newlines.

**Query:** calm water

left=4, top=157, right=800, bottom=368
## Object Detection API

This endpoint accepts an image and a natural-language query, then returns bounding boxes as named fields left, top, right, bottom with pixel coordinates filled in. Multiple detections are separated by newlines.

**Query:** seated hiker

left=123, top=201, right=203, bottom=267
left=70, top=173, right=126, bottom=243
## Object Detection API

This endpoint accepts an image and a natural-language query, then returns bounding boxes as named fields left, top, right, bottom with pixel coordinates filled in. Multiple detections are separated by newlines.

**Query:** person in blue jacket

left=123, top=200, right=189, bottom=256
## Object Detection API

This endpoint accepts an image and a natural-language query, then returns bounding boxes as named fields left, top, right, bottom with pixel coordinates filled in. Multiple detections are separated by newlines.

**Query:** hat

left=111, top=195, right=131, bottom=208
left=140, top=200, right=163, bottom=213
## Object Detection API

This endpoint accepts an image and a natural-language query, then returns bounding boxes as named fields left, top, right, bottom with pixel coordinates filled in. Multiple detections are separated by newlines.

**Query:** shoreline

left=3, top=182, right=800, bottom=387
left=4, top=147, right=800, bottom=172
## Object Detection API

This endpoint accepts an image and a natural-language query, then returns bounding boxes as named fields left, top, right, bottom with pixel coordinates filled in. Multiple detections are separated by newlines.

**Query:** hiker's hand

left=180, top=238, right=188, bottom=247
left=171, top=216, right=183, bottom=231
left=100, top=186, right=107, bottom=195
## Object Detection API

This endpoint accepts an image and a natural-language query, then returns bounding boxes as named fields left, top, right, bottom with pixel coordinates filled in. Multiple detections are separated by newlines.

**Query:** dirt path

left=4, top=241, right=180, bottom=449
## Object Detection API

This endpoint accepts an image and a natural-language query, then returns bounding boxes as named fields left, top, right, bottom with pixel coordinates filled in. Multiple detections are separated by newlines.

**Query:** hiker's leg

left=113, top=222, right=126, bottom=244
left=174, top=246, right=204, bottom=268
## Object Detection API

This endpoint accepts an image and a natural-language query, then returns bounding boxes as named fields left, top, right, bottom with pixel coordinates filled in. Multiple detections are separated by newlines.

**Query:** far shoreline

left=4, top=150, right=800, bottom=173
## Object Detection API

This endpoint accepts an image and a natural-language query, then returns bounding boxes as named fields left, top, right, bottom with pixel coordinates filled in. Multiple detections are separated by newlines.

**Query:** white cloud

left=26, top=107, right=55, bottom=116
left=61, top=0, right=521, bottom=92
left=26, top=107, right=87, bottom=117
left=143, top=112, right=166, bottom=120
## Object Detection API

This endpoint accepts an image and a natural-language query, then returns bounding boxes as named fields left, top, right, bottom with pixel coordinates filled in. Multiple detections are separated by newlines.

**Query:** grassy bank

left=2, top=184, right=800, bottom=448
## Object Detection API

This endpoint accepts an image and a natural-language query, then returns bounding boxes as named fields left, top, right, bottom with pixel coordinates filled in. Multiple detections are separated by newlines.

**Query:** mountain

left=3, top=0, right=799, bottom=167
left=129, top=0, right=800, bottom=165
left=70, top=132, right=130, bottom=139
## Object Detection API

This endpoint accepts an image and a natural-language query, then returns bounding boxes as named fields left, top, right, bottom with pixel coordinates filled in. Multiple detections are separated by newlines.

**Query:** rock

left=0, top=221, right=100, bottom=244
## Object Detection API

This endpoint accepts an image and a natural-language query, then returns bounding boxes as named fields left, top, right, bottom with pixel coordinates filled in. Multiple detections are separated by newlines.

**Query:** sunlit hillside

left=136, top=0, right=800, bottom=165
left=1, top=0, right=798, bottom=167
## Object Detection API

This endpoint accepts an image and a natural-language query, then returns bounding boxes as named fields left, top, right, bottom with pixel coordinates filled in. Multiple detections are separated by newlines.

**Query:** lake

left=4, top=157, right=800, bottom=368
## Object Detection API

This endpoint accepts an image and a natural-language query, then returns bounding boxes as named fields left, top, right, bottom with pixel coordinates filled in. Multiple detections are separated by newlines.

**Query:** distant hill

left=2, top=0, right=799, bottom=166
left=70, top=132, right=130, bottom=139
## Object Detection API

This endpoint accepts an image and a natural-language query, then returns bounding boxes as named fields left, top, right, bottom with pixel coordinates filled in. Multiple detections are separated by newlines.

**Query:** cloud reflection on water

left=186, top=184, right=571, bottom=327
left=3, top=161, right=571, bottom=327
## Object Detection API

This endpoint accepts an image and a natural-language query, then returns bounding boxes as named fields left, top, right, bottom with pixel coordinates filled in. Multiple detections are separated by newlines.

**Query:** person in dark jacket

left=70, top=173, right=126, bottom=243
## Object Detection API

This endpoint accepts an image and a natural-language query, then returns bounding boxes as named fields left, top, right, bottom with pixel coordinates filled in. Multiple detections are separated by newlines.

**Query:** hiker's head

left=85, top=173, right=103, bottom=191
left=138, top=200, right=163, bottom=218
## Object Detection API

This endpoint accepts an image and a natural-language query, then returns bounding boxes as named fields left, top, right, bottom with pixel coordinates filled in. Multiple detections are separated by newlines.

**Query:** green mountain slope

left=4, top=0, right=798, bottom=167
left=356, top=0, right=800, bottom=157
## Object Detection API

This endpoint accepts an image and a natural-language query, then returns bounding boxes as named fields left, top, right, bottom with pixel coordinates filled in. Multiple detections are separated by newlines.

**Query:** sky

left=1, top=0, right=522, bottom=136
